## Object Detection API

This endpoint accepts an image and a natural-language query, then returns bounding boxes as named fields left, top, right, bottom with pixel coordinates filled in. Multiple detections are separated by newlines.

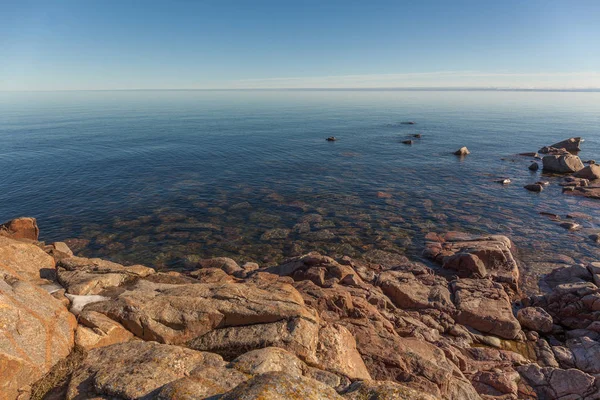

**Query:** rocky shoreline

left=1, top=215, right=600, bottom=400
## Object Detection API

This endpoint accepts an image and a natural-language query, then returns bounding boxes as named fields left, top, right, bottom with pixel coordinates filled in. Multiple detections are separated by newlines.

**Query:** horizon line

left=2, top=87, right=600, bottom=93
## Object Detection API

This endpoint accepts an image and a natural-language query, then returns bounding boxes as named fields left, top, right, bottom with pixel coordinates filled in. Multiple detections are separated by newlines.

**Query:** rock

left=401, top=121, right=416, bottom=125
left=66, top=341, right=226, bottom=399
left=542, top=154, right=585, bottom=173
left=546, top=137, right=584, bottom=153
left=537, top=282, right=600, bottom=330
left=315, top=323, right=371, bottom=380
left=442, top=253, right=487, bottom=278
left=566, top=337, right=600, bottom=373
left=524, top=183, right=544, bottom=192
left=157, top=366, right=248, bottom=400
left=517, top=307, right=553, bottom=333
left=198, top=257, right=243, bottom=275
left=559, top=222, right=581, bottom=231
left=0, top=236, right=56, bottom=284
left=260, top=228, right=291, bottom=241
left=0, top=217, right=39, bottom=240
left=451, top=279, right=521, bottom=339
left=75, top=310, right=134, bottom=351
left=220, top=371, right=342, bottom=399
left=57, top=256, right=154, bottom=295
left=591, top=234, right=600, bottom=243
left=51, top=241, right=74, bottom=258
left=86, top=279, right=319, bottom=350
left=495, top=178, right=511, bottom=184
left=378, top=268, right=454, bottom=311
left=518, top=363, right=597, bottom=399
left=424, top=234, right=519, bottom=289
left=413, top=133, right=422, bottom=138
left=574, top=164, right=600, bottom=180
left=326, top=137, right=337, bottom=141
left=402, top=139, right=413, bottom=145
left=229, top=347, right=307, bottom=377
left=0, top=272, right=76, bottom=399
left=343, top=380, right=438, bottom=400
left=65, top=293, right=111, bottom=315
left=188, top=317, right=319, bottom=363
left=529, top=162, right=539, bottom=171
left=454, top=147, right=470, bottom=156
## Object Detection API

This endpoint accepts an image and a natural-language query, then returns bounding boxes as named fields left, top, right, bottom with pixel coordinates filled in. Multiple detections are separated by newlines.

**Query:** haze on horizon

left=1, top=0, right=599, bottom=91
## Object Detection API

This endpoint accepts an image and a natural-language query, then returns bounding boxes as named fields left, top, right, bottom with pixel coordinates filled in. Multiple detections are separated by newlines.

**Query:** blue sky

left=1, top=0, right=599, bottom=90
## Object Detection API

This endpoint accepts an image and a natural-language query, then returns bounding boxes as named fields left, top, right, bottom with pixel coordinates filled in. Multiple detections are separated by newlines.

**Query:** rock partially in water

left=524, top=183, right=544, bottom=192
left=529, top=162, right=539, bottom=171
left=543, top=137, right=584, bottom=153
left=574, top=164, right=600, bottom=180
left=326, top=136, right=337, bottom=141
left=454, top=146, right=470, bottom=156
left=542, top=154, right=585, bottom=173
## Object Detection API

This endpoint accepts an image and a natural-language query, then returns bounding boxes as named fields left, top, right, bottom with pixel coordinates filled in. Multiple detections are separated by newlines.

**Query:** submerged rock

left=524, top=183, right=544, bottom=192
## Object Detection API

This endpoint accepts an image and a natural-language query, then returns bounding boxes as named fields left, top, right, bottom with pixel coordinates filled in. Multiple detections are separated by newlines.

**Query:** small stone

left=326, top=136, right=337, bottom=141
left=529, top=162, right=540, bottom=171
left=401, top=139, right=413, bottom=145
left=560, top=222, right=581, bottom=231
left=517, top=307, right=553, bottom=333
left=401, top=121, right=416, bottom=125
left=412, top=133, right=422, bottom=138
left=496, top=178, right=511, bottom=184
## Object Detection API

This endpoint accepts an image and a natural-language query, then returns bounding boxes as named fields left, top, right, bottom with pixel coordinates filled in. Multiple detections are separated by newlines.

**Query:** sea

left=1, top=90, right=599, bottom=293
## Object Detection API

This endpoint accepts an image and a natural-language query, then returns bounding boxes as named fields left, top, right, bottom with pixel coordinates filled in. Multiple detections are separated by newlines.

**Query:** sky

left=1, top=0, right=599, bottom=90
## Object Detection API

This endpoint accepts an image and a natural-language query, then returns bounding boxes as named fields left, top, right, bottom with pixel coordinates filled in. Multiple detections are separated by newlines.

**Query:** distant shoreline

left=2, top=87, right=600, bottom=93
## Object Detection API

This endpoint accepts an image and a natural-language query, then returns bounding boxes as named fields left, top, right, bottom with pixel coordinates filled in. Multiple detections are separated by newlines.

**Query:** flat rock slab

left=0, top=236, right=56, bottom=284
left=563, top=185, right=600, bottom=200
left=451, top=278, right=521, bottom=339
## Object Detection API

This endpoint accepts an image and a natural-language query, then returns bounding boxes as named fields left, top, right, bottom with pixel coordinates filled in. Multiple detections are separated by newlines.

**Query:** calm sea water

left=1, top=90, right=599, bottom=291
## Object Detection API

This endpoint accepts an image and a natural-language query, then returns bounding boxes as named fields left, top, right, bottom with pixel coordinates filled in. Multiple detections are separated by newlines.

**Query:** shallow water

left=1, top=90, right=599, bottom=291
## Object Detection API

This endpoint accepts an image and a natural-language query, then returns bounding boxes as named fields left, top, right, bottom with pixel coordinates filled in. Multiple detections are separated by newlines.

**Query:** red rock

left=0, top=217, right=39, bottom=240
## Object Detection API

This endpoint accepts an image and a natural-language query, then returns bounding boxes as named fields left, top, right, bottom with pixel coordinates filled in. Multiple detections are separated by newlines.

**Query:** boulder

left=229, top=347, right=307, bottom=377
left=0, top=272, right=76, bottom=399
left=57, top=256, right=154, bottom=295
left=517, top=363, right=597, bottom=399
left=454, top=147, right=470, bottom=156
left=529, top=162, right=539, bottom=171
left=157, top=366, right=249, bottom=400
left=451, top=279, right=521, bottom=339
left=538, top=282, right=600, bottom=330
left=424, top=234, right=519, bottom=290
left=0, top=236, right=56, bottom=284
left=378, top=268, right=454, bottom=311
left=315, top=323, right=371, bottom=380
left=542, top=154, right=584, bottom=173
left=197, top=257, right=243, bottom=275
left=442, top=253, right=487, bottom=278
left=517, top=307, right=553, bottom=333
left=574, top=164, right=600, bottom=180
left=66, top=341, right=226, bottom=399
left=219, top=371, right=343, bottom=400
left=524, top=183, right=544, bottom=192
left=566, top=337, right=600, bottom=373
left=85, top=279, right=320, bottom=353
left=547, top=137, right=583, bottom=153
left=0, top=217, right=39, bottom=240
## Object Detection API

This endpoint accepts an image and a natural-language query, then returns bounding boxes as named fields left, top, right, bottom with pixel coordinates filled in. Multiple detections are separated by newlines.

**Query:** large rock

left=66, top=341, right=226, bottom=399
left=451, top=279, right=521, bottom=339
left=536, top=282, right=600, bottom=330
left=0, top=236, right=56, bottom=284
left=377, top=267, right=454, bottom=312
left=424, top=234, right=519, bottom=290
left=566, top=337, right=600, bottom=373
left=157, top=366, right=248, bottom=400
left=546, top=137, right=583, bottom=153
left=0, top=217, right=39, bottom=241
left=315, top=323, right=371, bottom=380
left=542, top=154, right=584, bottom=173
left=574, top=164, right=600, bottom=180
left=219, top=371, right=343, bottom=400
left=0, top=272, right=76, bottom=399
left=57, top=256, right=154, bottom=295
left=517, top=307, right=553, bottom=333
left=518, top=363, right=598, bottom=399
left=85, top=279, right=320, bottom=354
